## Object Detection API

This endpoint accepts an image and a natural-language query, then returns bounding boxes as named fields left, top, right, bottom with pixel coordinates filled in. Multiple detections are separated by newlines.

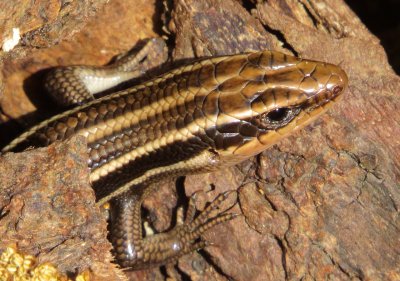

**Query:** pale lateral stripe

left=96, top=149, right=216, bottom=206
left=2, top=85, right=142, bottom=152
left=89, top=120, right=202, bottom=182
left=83, top=90, right=196, bottom=144
left=2, top=53, right=241, bottom=152
left=74, top=58, right=248, bottom=144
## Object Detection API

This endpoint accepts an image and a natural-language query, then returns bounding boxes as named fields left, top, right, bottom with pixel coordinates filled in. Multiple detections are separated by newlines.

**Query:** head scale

left=201, top=50, right=348, bottom=164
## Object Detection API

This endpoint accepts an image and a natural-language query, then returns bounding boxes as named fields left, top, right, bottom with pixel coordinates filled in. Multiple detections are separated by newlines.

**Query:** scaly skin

left=2, top=43, right=348, bottom=269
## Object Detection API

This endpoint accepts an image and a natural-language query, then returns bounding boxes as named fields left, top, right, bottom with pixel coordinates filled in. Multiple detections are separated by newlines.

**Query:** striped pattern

left=43, top=38, right=168, bottom=106
left=2, top=50, right=348, bottom=203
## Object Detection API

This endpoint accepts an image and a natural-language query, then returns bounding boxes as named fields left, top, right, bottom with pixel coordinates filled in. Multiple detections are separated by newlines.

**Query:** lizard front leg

left=109, top=188, right=238, bottom=269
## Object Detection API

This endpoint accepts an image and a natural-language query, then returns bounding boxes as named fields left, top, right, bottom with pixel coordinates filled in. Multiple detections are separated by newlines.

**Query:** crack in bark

left=323, top=138, right=395, bottom=211
left=278, top=177, right=301, bottom=211
left=199, top=249, right=235, bottom=281
left=274, top=146, right=306, bottom=162
left=323, top=141, right=395, bottom=211
left=316, top=243, right=363, bottom=280
left=46, top=236, right=70, bottom=253
left=341, top=149, right=383, bottom=181
left=14, top=200, right=26, bottom=231
left=241, top=0, right=257, bottom=13
left=274, top=235, right=288, bottom=280
left=299, top=0, right=320, bottom=29
left=0, top=206, right=9, bottom=220
left=260, top=23, right=299, bottom=57
left=240, top=0, right=299, bottom=56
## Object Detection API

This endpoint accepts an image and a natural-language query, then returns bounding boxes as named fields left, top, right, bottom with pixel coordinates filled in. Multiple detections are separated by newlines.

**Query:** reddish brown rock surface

left=0, top=136, right=124, bottom=280
left=1, top=0, right=399, bottom=280
left=0, top=0, right=159, bottom=146
left=0, top=0, right=107, bottom=49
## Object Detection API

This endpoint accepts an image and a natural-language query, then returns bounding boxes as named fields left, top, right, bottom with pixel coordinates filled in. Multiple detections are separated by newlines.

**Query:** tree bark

left=0, top=0, right=399, bottom=280
left=171, top=1, right=400, bottom=280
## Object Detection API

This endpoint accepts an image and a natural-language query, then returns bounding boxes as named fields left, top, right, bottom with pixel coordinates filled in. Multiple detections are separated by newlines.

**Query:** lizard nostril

left=332, top=85, right=343, bottom=96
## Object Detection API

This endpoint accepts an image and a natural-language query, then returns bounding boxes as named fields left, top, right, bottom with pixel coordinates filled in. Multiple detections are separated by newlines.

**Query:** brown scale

left=86, top=100, right=193, bottom=169
left=2, top=45, right=348, bottom=270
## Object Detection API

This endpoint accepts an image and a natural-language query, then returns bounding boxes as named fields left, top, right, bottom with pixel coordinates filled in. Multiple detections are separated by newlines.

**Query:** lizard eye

left=252, top=107, right=301, bottom=130
left=265, top=108, right=291, bottom=122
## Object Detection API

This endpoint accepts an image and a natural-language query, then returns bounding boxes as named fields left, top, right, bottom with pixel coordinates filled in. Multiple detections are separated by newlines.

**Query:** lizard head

left=200, top=50, right=348, bottom=164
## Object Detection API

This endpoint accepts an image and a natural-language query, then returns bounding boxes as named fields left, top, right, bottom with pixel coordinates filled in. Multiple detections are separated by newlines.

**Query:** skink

left=1, top=39, right=348, bottom=269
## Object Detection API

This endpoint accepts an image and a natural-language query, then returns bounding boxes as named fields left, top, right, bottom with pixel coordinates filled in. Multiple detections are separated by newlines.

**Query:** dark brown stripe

left=92, top=137, right=209, bottom=200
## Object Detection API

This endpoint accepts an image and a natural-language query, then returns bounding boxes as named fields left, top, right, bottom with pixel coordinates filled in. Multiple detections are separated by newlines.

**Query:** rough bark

left=0, top=136, right=125, bottom=280
left=0, top=0, right=108, bottom=50
left=0, top=0, right=399, bottom=281
left=172, top=1, right=400, bottom=280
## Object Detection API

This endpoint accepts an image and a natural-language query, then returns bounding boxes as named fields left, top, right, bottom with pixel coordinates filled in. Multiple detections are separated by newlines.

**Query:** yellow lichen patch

left=0, top=247, right=89, bottom=281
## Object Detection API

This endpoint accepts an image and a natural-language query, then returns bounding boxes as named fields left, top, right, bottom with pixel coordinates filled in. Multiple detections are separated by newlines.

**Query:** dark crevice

left=261, top=24, right=299, bottom=57
left=153, top=0, right=175, bottom=52
left=46, top=237, right=69, bottom=253
left=299, top=0, right=319, bottom=28
left=152, top=0, right=167, bottom=36
left=275, top=236, right=288, bottom=280
left=199, top=249, right=234, bottom=281
left=175, top=176, right=189, bottom=213
left=345, top=0, right=400, bottom=74
left=261, top=187, right=279, bottom=212
left=160, top=265, right=191, bottom=281
left=0, top=207, right=9, bottom=220
left=335, top=260, right=357, bottom=278
left=159, top=266, right=169, bottom=280
left=278, top=178, right=301, bottom=210
left=174, top=264, right=191, bottom=281
left=302, top=0, right=341, bottom=37
left=0, top=107, right=13, bottom=121
left=315, top=242, right=363, bottom=279
left=240, top=0, right=298, bottom=56
left=336, top=264, right=354, bottom=279
left=241, top=0, right=257, bottom=13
